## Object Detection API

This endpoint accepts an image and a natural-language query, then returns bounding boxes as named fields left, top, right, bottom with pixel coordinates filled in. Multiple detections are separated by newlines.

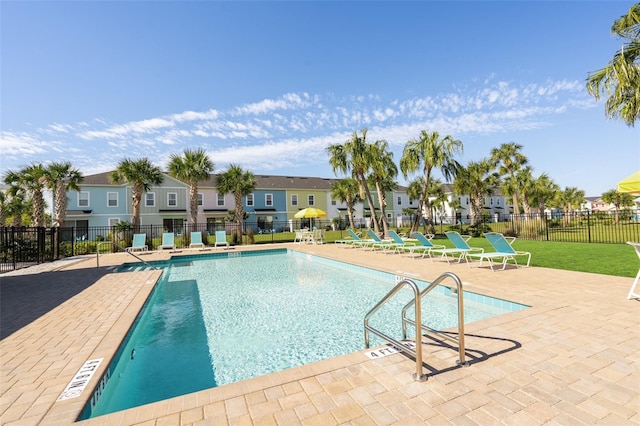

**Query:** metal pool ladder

left=364, top=272, right=468, bottom=381
left=96, top=242, right=159, bottom=270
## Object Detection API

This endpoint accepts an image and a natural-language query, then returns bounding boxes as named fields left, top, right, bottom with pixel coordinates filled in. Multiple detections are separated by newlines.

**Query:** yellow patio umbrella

left=617, top=171, right=640, bottom=195
left=294, top=207, right=327, bottom=228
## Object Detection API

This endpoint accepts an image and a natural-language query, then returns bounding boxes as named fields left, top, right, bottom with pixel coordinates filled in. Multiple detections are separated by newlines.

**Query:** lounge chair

left=189, top=231, right=207, bottom=250
left=466, top=232, right=531, bottom=271
left=365, top=229, right=402, bottom=252
left=126, top=233, right=148, bottom=253
left=626, top=242, right=640, bottom=299
left=214, top=230, right=230, bottom=249
left=435, top=231, right=484, bottom=264
left=158, top=232, right=176, bottom=251
left=386, top=230, right=414, bottom=254
left=404, top=232, right=447, bottom=259
left=336, top=229, right=370, bottom=248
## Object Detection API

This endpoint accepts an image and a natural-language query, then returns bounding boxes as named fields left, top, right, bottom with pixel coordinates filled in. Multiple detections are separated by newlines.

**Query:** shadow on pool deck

left=0, top=267, right=112, bottom=340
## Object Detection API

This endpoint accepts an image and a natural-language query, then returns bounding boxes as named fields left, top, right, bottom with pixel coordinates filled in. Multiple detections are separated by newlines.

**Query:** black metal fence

left=1, top=210, right=638, bottom=273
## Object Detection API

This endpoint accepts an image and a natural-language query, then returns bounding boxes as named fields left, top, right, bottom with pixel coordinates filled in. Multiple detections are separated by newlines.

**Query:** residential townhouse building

left=65, top=172, right=511, bottom=234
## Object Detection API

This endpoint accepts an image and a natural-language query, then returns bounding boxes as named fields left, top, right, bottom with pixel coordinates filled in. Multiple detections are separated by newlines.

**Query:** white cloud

left=0, top=131, right=55, bottom=157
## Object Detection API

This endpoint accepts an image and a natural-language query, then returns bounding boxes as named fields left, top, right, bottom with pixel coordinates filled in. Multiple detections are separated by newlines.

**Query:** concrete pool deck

left=1, top=243, right=638, bottom=425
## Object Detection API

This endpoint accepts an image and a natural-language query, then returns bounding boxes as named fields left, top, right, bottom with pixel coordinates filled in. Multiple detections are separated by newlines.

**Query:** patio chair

left=466, top=232, right=531, bottom=271
left=158, top=232, right=176, bottom=251
left=293, top=230, right=305, bottom=244
left=404, top=232, right=447, bottom=259
left=214, top=230, right=230, bottom=249
left=308, top=228, right=324, bottom=245
left=436, top=231, right=484, bottom=264
left=189, top=231, right=207, bottom=250
left=627, top=242, right=640, bottom=299
left=126, top=233, right=148, bottom=253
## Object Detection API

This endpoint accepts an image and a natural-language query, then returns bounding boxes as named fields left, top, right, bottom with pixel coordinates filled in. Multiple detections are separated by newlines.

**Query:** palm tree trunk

left=189, top=183, right=198, bottom=226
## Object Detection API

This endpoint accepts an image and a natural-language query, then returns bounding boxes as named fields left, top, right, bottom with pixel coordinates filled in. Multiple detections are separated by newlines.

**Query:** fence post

left=11, top=227, right=16, bottom=271
left=587, top=210, right=592, bottom=243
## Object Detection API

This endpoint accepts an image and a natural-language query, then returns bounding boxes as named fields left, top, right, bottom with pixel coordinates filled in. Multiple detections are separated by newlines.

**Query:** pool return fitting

left=364, top=272, right=468, bottom=381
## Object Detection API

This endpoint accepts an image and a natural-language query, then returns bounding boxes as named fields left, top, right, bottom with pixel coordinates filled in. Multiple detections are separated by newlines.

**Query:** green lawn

left=431, top=237, right=638, bottom=278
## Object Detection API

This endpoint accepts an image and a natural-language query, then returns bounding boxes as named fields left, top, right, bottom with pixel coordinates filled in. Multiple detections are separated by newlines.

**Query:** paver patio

left=1, top=243, right=638, bottom=425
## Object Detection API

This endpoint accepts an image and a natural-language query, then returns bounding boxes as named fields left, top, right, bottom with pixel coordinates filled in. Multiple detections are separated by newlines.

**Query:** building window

left=397, top=196, right=402, bottom=205
left=78, top=191, right=89, bottom=207
left=108, top=218, right=120, bottom=227
left=308, top=195, right=315, bottom=206
left=145, top=192, right=155, bottom=207
left=265, top=193, right=273, bottom=206
left=107, top=192, right=118, bottom=207
left=217, top=193, right=225, bottom=206
left=246, top=193, right=254, bottom=206
left=167, top=193, right=177, bottom=207
left=331, top=199, right=337, bottom=206
left=197, top=193, right=203, bottom=206
left=291, top=194, right=298, bottom=206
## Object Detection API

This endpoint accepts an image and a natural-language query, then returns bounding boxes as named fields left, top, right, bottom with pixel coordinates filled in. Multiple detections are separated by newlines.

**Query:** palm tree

left=330, top=178, right=361, bottom=230
left=168, top=148, right=214, bottom=228
left=586, top=4, right=640, bottom=126
left=512, top=167, right=536, bottom=217
left=448, top=197, right=462, bottom=226
left=4, top=164, right=48, bottom=227
left=406, top=178, right=423, bottom=229
left=327, top=129, right=381, bottom=233
left=44, top=162, right=83, bottom=227
left=0, top=190, right=7, bottom=226
left=530, top=173, right=559, bottom=215
left=110, top=158, right=164, bottom=232
left=490, top=142, right=528, bottom=218
left=216, top=164, right=256, bottom=245
left=400, top=130, right=462, bottom=234
left=367, top=139, right=397, bottom=236
left=554, top=187, right=586, bottom=228
left=602, top=189, right=635, bottom=225
left=429, top=180, right=448, bottom=225
left=453, top=159, right=499, bottom=226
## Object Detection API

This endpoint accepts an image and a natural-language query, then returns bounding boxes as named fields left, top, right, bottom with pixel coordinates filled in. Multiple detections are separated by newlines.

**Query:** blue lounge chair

left=386, top=230, right=414, bottom=254
left=436, top=231, right=483, bottom=264
left=404, top=232, right=447, bottom=258
left=158, top=232, right=176, bottom=251
left=189, top=231, right=207, bottom=249
left=335, top=229, right=363, bottom=246
left=466, top=232, right=530, bottom=271
left=365, top=229, right=401, bottom=252
left=214, top=230, right=230, bottom=249
left=126, top=233, right=148, bottom=253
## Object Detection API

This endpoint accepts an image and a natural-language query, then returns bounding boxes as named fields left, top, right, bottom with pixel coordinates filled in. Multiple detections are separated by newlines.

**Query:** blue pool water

left=82, top=249, right=527, bottom=419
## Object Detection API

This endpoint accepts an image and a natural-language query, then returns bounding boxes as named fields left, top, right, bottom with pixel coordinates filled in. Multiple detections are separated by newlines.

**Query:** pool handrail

left=401, top=272, right=468, bottom=368
left=96, top=241, right=159, bottom=270
left=364, top=278, right=427, bottom=381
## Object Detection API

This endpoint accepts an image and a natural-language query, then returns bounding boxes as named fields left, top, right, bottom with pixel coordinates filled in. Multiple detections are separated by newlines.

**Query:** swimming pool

left=81, top=249, right=527, bottom=419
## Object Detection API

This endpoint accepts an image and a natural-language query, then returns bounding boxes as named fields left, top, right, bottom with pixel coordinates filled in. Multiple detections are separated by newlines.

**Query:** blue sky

left=1, top=1, right=638, bottom=197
